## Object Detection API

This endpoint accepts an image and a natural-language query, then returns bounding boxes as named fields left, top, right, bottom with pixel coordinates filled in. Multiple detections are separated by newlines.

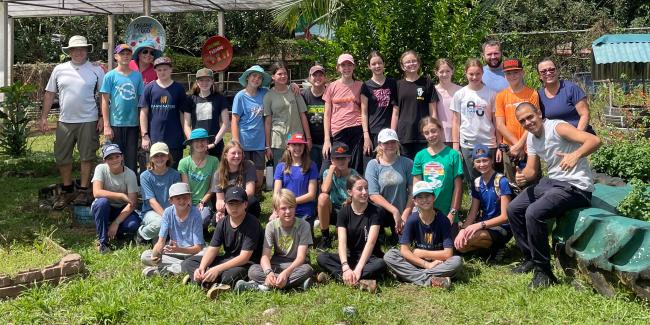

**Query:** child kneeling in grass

left=236, top=189, right=314, bottom=292
left=141, top=182, right=203, bottom=277
left=454, top=144, right=513, bottom=262
left=384, top=181, right=463, bottom=289
left=180, top=186, right=263, bottom=299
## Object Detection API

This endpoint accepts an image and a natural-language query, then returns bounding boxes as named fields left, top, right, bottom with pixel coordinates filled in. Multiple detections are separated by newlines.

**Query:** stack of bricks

left=0, top=253, right=84, bottom=299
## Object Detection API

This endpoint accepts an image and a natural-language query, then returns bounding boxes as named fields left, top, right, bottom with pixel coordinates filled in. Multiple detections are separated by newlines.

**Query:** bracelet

left=265, top=146, right=271, bottom=150
left=341, top=261, right=349, bottom=266
left=264, top=268, right=274, bottom=276
left=481, top=221, right=487, bottom=230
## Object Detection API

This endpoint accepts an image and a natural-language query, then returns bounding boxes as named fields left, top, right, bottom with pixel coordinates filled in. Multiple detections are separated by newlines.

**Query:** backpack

left=474, top=172, right=521, bottom=197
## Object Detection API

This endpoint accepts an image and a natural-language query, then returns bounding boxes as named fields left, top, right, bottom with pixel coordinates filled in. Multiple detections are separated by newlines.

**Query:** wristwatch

left=449, top=208, right=459, bottom=218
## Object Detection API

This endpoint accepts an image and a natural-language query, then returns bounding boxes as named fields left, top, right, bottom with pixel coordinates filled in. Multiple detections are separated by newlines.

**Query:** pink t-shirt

left=129, top=60, right=157, bottom=84
left=435, top=83, right=462, bottom=142
left=323, top=79, right=363, bottom=136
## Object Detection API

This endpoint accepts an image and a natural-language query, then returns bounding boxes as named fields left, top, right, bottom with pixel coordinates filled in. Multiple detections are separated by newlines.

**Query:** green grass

left=1, top=134, right=649, bottom=324
left=0, top=238, right=65, bottom=277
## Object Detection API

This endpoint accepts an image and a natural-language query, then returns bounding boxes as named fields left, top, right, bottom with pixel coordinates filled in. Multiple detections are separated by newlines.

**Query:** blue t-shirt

left=139, top=168, right=181, bottom=215
left=100, top=69, right=144, bottom=127
left=365, top=156, right=413, bottom=213
left=399, top=210, right=453, bottom=251
left=470, top=173, right=512, bottom=229
left=482, top=65, right=508, bottom=93
left=274, top=161, right=319, bottom=217
left=232, top=88, right=268, bottom=151
left=139, top=81, right=188, bottom=150
left=158, top=205, right=204, bottom=248
left=539, top=80, right=588, bottom=129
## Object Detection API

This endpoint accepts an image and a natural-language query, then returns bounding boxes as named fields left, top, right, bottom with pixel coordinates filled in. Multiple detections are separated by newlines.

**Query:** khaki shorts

left=54, top=121, right=99, bottom=165
left=244, top=150, right=265, bottom=170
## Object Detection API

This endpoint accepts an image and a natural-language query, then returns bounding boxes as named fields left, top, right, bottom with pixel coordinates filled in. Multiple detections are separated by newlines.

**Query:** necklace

left=192, top=155, right=206, bottom=168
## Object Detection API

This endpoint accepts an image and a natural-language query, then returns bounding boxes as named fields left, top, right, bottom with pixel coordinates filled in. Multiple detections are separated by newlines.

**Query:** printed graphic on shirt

left=307, top=104, right=324, bottom=124
left=423, top=161, right=445, bottom=183
left=332, top=96, right=359, bottom=105
left=196, top=102, right=213, bottom=121
left=250, top=105, right=263, bottom=118
left=416, top=87, right=424, bottom=100
left=373, top=88, right=392, bottom=107
left=115, top=82, right=137, bottom=101
left=187, top=170, right=209, bottom=183
left=379, top=169, right=402, bottom=188
left=278, top=233, right=293, bottom=255
left=424, top=232, right=433, bottom=245
left=464, top=100, right=486, bottom=117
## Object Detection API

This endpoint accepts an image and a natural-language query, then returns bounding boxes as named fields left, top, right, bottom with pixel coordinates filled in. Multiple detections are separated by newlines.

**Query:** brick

left=0, top=285, right=25, bottom=298
left=41, top=265, right=63, bottom=280
left=59, top=255, right=84, bottom=276
left=0, top=276, right=11, bottom=287
left=13, top=269, right=43, bottom=284
left=60, top=253, right=81, bottom=263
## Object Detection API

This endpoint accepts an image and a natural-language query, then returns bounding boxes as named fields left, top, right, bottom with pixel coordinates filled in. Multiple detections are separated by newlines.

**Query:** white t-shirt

left=451, top=85, right=497, bottom=148
left=45, top=61, right=105, bottom=123
left=528, top=119, right=594, bottom=192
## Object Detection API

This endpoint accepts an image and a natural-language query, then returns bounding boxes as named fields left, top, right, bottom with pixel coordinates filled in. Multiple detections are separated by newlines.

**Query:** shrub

left=591, top=138, right=650, bottom=182
left=0, top=82, right=37, bottom=157
left=617, top=179, right=650, bottom=221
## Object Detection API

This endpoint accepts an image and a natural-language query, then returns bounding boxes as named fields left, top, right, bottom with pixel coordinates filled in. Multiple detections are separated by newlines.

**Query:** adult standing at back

left=537, top=58, right=594, bottom=134
left=40, top=35, right=105, bottom=209
left=481, top=40, right=509, bottom=93
left=129, top=40, right=162, bottom=85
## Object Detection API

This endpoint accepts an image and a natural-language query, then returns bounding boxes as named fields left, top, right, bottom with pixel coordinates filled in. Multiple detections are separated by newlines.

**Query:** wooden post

left=107, top=15, right=115, bottom=70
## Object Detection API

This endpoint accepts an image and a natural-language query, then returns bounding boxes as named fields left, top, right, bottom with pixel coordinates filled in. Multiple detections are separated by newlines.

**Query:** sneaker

left=302, top=277, right=314, bottom=291
left=97, top=244, right=111, bottom=255
left=135, top=233, right=148, bottom=246
left=358, top=279, right=378, bottom=293
left=182, top=274, right=192, bottom=285
left=316, top=272, right=330, bottom=284
left=430, top=276, right=451, bottom=289
left=142, top=266, right=160, bottom=277
left=317, top=236, right=332, bottom=251
left=234, top=280, right=260, bottom=293
left=53, top=191, right=76, bottom=210
left=73, top=189, right=93, bottom=206
left=528, top=269, right=558, bottom=289
left=313, top=219, right=320, bottom=229
left=489, top=247, right=506, bottom=263
left=512, top=260, right=535, bottom=274
left=206, top=283, right=231, bottom=299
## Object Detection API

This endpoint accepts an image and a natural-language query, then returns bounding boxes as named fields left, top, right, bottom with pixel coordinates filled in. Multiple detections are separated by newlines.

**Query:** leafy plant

left=617, top=178, right=650, bottom=221
left=591, top=138, right=650, bottom=182
left=0, top=82, right=37, bottom=157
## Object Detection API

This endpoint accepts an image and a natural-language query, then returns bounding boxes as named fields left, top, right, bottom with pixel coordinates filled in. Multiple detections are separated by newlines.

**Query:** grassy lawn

left=1, top=135, right=649, bottom=324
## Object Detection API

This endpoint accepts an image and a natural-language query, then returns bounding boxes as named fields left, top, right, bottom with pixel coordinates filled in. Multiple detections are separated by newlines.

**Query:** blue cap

left=102, top=143, right=122, bottom=159
left=472, top=144, right=490, bottom=160
left=183, top=128, right=212, bottom=146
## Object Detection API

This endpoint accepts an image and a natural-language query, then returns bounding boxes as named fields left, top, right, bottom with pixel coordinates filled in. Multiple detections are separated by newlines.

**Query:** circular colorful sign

left=201, top=36, right=234, bottom=71
left=125, top=16, right=166, bottom=52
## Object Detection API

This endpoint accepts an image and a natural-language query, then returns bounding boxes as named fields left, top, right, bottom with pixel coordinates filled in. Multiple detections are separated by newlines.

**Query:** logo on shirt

left=278, top=233, right=293, bottom=255
left=466, top=100, right=485, bottom=117
left=373, top=88, right=391, bottom=107
left=250, top=105, right=263, bottom=118
left=416, top=87, right=424, bottom=100
left=423, top=161, right=445, bottom=184
left=115, top=82, right=137, bottom=101
left=160, top=95, right=169, bottom=105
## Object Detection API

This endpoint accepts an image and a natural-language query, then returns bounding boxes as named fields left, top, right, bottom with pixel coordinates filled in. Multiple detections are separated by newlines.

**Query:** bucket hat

left=238, top=65, right=271, bottom=88
left=62, top=35, right=93, bottom=54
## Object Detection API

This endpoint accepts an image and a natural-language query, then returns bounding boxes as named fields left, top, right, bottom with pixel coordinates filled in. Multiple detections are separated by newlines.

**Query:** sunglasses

left=140, top=49, right=154, bottom=55
left=539, top=67, right=556, bottom=75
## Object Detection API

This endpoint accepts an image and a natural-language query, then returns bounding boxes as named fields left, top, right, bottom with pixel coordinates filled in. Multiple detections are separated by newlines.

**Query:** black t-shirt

left=396, top=77, right=438, bottom=144
left=301, top=88, right=325, bottom=145
left=209, top=213, right=263, bottom=263
left=336, top=203, right=383, bottom=258
left=189, top=92, right=228, bottom=137
left=361, top=77, right=397, bottom=135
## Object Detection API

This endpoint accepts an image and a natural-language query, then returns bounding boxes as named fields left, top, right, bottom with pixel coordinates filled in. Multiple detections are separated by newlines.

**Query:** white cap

left=168, top=183, right=191, bottom=198
left=377, top=128, right=399, bottom=143
left=412, top=180, right=442, bottom=197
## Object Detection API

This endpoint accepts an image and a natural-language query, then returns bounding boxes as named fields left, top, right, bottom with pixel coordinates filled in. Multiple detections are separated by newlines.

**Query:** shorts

left=245, top=150, right=265, bottom=170
left=55, top=121, right=100, bottom=165
left=487, top=226, right=513, bottom=249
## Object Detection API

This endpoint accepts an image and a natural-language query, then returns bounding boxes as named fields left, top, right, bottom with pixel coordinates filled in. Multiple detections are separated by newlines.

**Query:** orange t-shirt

left=495, top=86, right=539, bottom=145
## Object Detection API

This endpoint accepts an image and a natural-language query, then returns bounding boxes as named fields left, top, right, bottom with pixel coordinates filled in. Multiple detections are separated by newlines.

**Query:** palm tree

left=271, top=0, right=346, bottom=36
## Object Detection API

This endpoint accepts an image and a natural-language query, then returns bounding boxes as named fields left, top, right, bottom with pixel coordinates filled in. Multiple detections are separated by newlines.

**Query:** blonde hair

left=273, top=188, right=297, bottom=210
left=464, top=58, right=484, bottom=72
left=147, top=153, right=173, bottom=170
left=419, top=116, right=443, bottom=134
left=375, top=143, right=401, bottom=160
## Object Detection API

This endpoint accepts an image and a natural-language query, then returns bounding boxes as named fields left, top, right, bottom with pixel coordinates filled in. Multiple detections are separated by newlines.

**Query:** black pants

left=316, top=253, right=386, bottom=281
left=180, top=254, right=250, bottom=287
left=400, top=142, right=425, bottom=160
left=328, top=126, right=364, bottom=174
left=506, top=177, right=591, bottom=273
left=112, top=126, right=139, bottom=173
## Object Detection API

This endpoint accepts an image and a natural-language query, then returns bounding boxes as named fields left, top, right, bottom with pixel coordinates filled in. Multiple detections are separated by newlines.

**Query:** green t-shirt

left=263, top=89, right=307, bottom=149
left=411, top=146, right=463, bottom=215
left=178, top=155, right=219, bottom=204
left=323, top=168, right=359, bottom=208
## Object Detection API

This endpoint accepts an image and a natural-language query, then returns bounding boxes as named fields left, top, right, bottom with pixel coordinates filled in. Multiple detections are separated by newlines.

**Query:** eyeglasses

left=141, top=49, right=153, bottom=55
left=539, top=67, right=556, bottom=75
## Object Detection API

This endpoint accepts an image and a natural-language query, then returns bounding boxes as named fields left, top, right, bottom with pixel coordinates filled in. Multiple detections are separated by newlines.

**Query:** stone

left=0, top=285, right=25, bottom=298
left=59, top=254, right=84, bottom=276
left=41, top=265, right=63, bottom=280
left=0, top=276, right=12, bottom=287
left=13, top=269, right=43, bottom=284
left=263, top=308, right=278, bottom=317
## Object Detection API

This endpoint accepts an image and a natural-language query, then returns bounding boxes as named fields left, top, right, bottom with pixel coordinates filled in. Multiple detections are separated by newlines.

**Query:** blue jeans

left=92, top=197, right=141, bottom=246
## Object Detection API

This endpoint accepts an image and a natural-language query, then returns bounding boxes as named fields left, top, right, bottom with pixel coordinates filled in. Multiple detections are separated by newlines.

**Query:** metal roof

left=3, top=0, right=285, bottom=17
left=592, top=34, right=650, bottom=64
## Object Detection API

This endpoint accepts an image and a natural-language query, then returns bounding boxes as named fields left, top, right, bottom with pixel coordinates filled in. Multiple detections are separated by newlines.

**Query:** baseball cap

left=153, top=56, right=172, bottom=68
left=503, top=59, right=523, bottom=72
left=168, top=182, right=191, bottom=198
left=472, top=144, right=491, bottom=160
left=196, top=68, right=214, bottom=79
left=377, top=128, right=399, bottom=143
left=114, top=44, right=132, bottom=54
left=309, top=65, right=325, bottom=76
left=337, top=53, right=355, bottom=65
left=412, top=180, right=442, bottom=198
left=287, top=132, right=308, bottom=145
left=149, top=142, right=170, bottom=158
left=225, top=186, right=248, bottom=203
left=331, top=142, right=351, bottom=158
left=102, top=143, right=122, bottom=159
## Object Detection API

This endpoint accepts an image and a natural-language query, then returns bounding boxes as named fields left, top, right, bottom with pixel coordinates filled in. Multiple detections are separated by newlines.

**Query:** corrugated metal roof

left=592, top=34, right=650, bottom=64
left=3, top=0, right=285, bottom=18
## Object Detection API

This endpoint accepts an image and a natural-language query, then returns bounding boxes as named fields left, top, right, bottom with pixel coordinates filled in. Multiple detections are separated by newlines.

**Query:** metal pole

left=143, top=0, right=152, bottom=16
left=218, top=10, right=225, bottom=92
left=107, top=15, right=115, bottom=70
left=7, top=17, right=13, bottom=84
left=0, top=2, right=8, bottom=89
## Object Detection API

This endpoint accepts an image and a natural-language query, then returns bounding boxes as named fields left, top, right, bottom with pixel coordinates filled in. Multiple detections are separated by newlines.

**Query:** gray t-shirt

left=211, top=160, right=257, bottom=193
left=527, top=119, right=594, bottom=192
left=264, top=218, right=313, bottom=263
left=91, top=163, right=139, bottom=207
left=365, top=156, right=413, bottom=213
left=45, top=61, right=105, bottom=123
left=263, top=89, right=307, bottom=149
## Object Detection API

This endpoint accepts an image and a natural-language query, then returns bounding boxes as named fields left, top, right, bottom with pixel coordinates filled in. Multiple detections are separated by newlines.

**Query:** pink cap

left=337, top=53, right=355, bottom=65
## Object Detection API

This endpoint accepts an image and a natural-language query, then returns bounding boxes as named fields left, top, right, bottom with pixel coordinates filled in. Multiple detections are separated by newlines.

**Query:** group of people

left=41, top=35, right=601, bottom=295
